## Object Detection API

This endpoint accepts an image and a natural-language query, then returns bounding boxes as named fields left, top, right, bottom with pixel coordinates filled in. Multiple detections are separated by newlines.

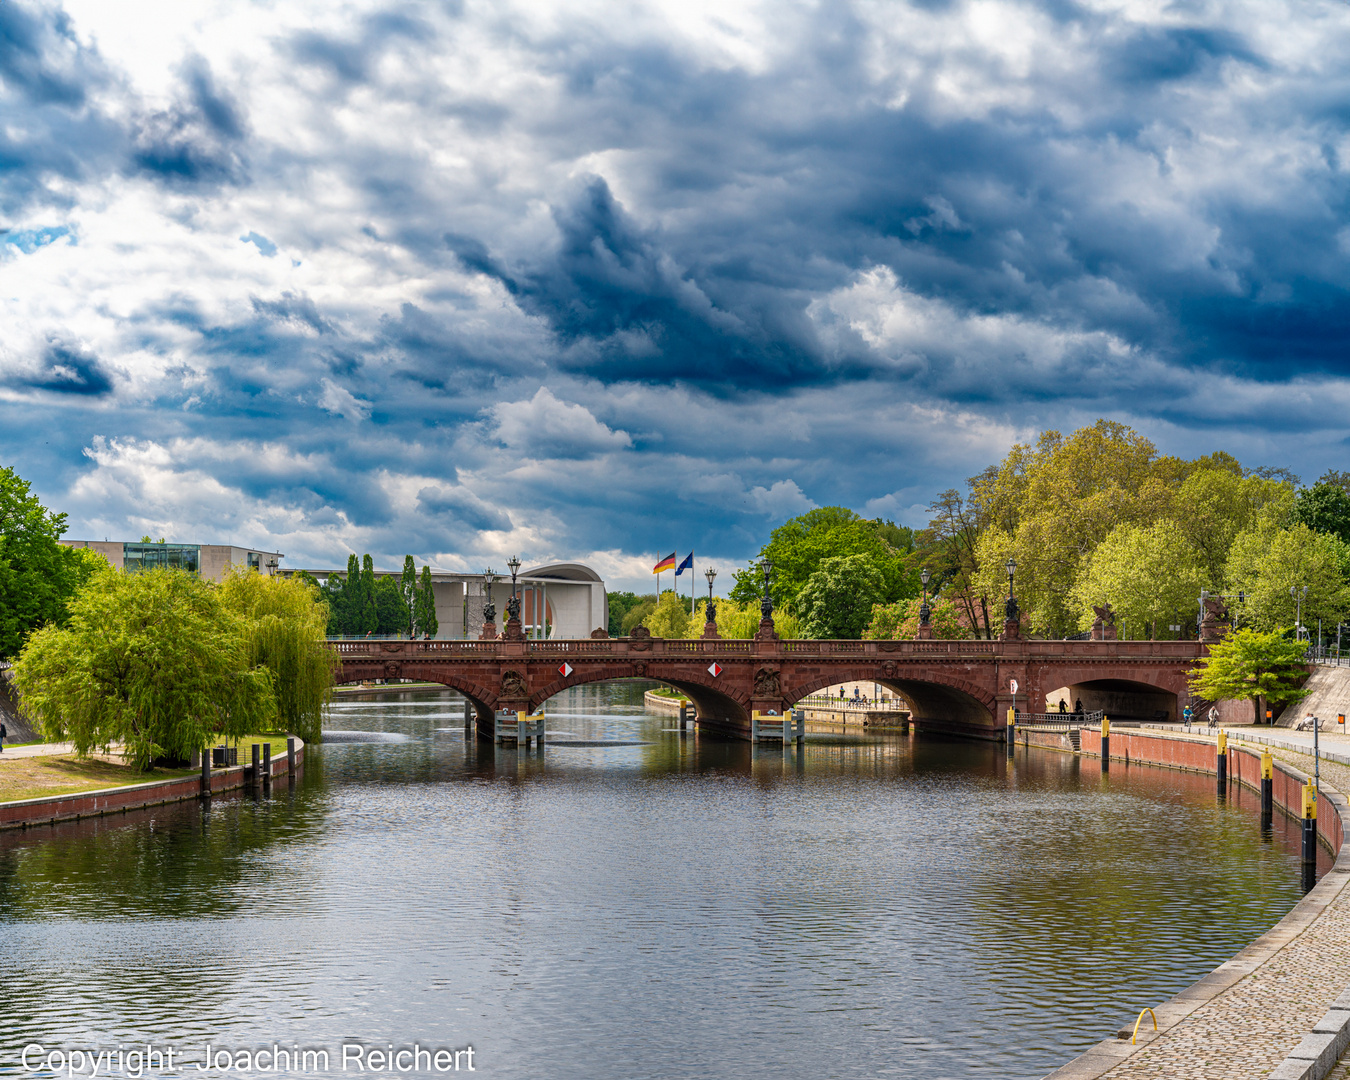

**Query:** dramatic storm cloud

left=4, top=0, right=1350, bottom=586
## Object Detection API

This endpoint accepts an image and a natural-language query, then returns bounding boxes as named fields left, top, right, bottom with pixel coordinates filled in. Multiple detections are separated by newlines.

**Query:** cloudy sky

left=4, top=0, right=1350, bottom=591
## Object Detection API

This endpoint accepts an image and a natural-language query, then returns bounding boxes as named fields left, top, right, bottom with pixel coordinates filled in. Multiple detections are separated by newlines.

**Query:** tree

left=416, top=565, right=438, bottom=638
left=864, top=596, right=969, bottom=639
left=1294, top=481, right=1350, bottom=544
left=690, top=597, right=802, bottom=639
left=643, top=591, right=692, bottom=639
left=1189, top=628, right=1310, bottom=725
left=1069, top=521, right=1209, bottom=638
left=1171, top=468, right=1293, bottom=585
left=621, top=597, right=657, bottom=634
left=374, top=576, right=406, bottom=634
left=795, top=554, right=886, bottom=639
left=914, top=485, right=994, bottom=637
left=729, top=507, right=917, bottom=614
left=400, top=555, right=417, bottom=635
left=607, top=591, right=650, bottom=637
left=1224, top=524, right=1350, bottom=632
left=359, top=554, right=378, bottom=634
left=12, top=568, right=276, bottom=769
left=0, top=467, right=105, bottom=658
left=218, top=567, right=337, bottom=743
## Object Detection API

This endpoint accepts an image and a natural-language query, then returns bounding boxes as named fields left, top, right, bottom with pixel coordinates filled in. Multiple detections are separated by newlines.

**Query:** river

left=0, top=683, right=1324, bottom=1079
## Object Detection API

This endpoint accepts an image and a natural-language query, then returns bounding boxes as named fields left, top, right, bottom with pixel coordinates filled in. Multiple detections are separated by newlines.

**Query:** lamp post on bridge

left=480, top=568, right=499, bottom=641
left=505, top=556, right=523, bottom=640
left=755, top=558, right=777, bottom=640
left=917, top=567, right=933, bottom=639
left=703, top=567, right=719, bottom=639
left=1001, top=557, right=1020, bottom=640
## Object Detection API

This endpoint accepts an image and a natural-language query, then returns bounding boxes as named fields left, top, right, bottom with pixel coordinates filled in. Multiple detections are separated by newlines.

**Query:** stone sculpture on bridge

left=1200, top=595, right=1232, bottom=643
left=1091, top=602, right=1117, bottom=642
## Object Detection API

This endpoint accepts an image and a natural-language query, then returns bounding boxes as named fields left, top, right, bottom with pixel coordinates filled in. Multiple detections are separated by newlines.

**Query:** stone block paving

left=1087, top=743, right=1350, bottom=1080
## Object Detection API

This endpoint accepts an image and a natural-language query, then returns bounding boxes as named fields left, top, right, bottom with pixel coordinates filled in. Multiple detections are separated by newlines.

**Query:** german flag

left=652, top=552, right=676, bottom=574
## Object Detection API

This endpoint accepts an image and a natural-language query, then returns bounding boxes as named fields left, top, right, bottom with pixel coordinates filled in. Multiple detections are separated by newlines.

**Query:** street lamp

left=1004, top=557, right=1019, bottom=624
left=506, top=555, right=522, bottom=626
left=1292, top=585, right=1309, bottom=641
left=265, top=557, right=278, bottom=577
left=919, top=567, right=931, bottom=627
left=760, top=558, right=774, bottom=620
left=705, top=566, right=718, bottom=622
left=482, top=568, right=499, bottom=626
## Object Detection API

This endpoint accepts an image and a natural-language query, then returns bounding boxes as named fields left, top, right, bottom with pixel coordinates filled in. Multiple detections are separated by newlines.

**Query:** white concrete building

left=61, top=539, right=285, bottom=583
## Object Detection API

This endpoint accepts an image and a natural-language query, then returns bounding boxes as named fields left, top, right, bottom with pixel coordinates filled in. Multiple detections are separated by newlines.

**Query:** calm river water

left=0, top=683, right=1325, bottom=1079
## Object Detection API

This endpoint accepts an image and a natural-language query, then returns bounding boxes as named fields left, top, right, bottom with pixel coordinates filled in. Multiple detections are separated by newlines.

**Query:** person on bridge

left=1074, top=699, right=1084, bottom=715
left=1058, top=698, right=1067, bottom=714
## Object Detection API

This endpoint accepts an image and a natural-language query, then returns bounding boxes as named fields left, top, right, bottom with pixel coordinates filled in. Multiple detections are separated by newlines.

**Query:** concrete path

left=0, top=741, right=78, bottom=759
left=1055, top=733, right=1350, bottom=1080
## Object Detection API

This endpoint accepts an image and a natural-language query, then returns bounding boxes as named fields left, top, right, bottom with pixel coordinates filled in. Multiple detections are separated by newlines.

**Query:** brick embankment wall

left=0, top=739, right=305, bottom=832
left=1021, top=726, right=1350, bottom=1080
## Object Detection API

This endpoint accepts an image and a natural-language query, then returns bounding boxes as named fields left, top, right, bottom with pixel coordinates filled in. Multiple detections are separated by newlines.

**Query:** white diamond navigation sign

left=559, top=662, right=574, bottom=678
left=708, top=662, right=722, bottom=677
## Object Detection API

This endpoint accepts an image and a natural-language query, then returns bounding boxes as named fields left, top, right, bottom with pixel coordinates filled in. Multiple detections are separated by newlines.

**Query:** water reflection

left=0, top=682, right=1321, bottom=1080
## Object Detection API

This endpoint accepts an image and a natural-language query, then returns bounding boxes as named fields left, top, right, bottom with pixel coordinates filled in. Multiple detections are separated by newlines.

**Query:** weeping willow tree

left=13, top=567, right=276, bottom=769
left=218, top=566, right=338, bottom=743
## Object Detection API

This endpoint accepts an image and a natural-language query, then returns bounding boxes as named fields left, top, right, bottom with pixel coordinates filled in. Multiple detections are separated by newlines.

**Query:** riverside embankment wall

left=1022, top=726, right=1350, bottom=1079
left=0, top=739, right=305, bottom=832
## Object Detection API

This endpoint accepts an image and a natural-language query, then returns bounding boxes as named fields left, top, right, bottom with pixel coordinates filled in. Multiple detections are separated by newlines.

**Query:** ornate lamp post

left=505, top=556, right=523, bottom=639
left=917, top=567, right=932, bottom=639
left=756, top=558, right=776, bottom=640
left=703, top=567, right=719, bottom=639
left=1002, top=557, right=1020, bottom=640
left=480, top=568, right=499, bottom=640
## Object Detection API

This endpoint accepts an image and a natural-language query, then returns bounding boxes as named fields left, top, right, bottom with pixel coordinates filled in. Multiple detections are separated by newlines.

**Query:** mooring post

left=1101, top=715, right=1110, bottom=773
left=1260, top=748, right=1273, bottom=827
left=793, top=709, right=805, bottom=746
left=262, top=743, right=272, bottom=788
left=200, top=750, right=210, bottom=797
left=679, top=700, right=689, bottom=733
left=1217, top=730, right=1229, bottom=792
left=463, top=698, right=472, bottom=731
left=1302, top=777, right=1318, bottom=868
left=287, top=736, right=296, bottom=775
left=1005, top=706, right=1015, bottom=757
left=251, top=742, right=261, bottom=789
left=751, top=712, right=760, bottom=744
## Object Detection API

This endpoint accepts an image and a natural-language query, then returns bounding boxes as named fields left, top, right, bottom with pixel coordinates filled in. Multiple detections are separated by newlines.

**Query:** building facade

left=61, top=540, right=286, bottom=583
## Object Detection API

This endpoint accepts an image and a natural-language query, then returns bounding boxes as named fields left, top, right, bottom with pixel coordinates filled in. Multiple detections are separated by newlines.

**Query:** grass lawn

left=0, top=756, right=198, bottom=804
left=0, top=733, right=294, bottom=805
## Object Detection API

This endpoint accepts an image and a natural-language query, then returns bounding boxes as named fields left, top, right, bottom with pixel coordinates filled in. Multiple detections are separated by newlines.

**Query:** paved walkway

left=0, top=741, right=78, bottom=759
left=1055, top=731, right=1350, bottom=1079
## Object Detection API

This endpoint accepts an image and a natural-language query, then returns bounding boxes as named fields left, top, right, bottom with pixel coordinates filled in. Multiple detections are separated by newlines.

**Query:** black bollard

left=679, top=701, right=689, bottom=733
left=1101, top=716, right=1110, bottom=773
left=1216, top=731, right=1228, bottom=796
left=1302, top=778, right=1318, bottom=870
left=287, top=736, right=296, bottom=775
left=1260, top=748, right=1273, bottom=828
left=263, top=743, right=272, bottom=788
left=251, top=742, right=261, bottom=789
left=1006, top=707, right=1015, bottom=757
left=200, top=750, right=210, bottom=797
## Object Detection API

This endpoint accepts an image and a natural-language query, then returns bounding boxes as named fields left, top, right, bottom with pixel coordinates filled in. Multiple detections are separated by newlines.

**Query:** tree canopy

left=1188, top=628, right=1310, bottom=725
left=795, top=554, right=886, bottom=639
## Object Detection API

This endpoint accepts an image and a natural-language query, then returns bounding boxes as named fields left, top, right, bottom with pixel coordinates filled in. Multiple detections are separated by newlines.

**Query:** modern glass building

left=121, top=542, right=201, bottom=574
left=61, top=540, right=283, bottom=583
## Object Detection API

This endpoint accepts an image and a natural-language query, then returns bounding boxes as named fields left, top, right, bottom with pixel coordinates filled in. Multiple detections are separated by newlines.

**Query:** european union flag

left=674, top=552, right=694, bottom=576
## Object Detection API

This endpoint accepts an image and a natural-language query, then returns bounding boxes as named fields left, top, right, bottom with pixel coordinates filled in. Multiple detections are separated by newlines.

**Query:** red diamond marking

left=559, top=662, right=574, bottom=677
left=708, top=662, right=722, bottom=677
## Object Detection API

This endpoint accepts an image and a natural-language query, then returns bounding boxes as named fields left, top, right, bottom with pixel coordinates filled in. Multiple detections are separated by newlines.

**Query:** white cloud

left=317, top=378, right=371, bottom=421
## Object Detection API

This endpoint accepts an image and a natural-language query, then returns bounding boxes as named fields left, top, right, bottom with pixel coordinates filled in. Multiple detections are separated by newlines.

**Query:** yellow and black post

left=1260, top=748, right=1273, bottom=827
left=1302, top=777, right=1318, bottom=870
left=1100, top=715, right=1110, bottom=773
left=1216, top=730, right=1228, bottom=796
left=1006, top=706, right=1016, bottom=757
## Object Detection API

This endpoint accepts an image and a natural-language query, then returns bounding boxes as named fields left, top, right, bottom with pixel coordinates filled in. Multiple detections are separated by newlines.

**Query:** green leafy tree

left=729, top=507, right=917, bottom=614
left=643, top=590, right=692, bottom=638
left=607, top=591, right=650, bottom=637
left=690, top=597, right=802, bottom=639
left=12, top=568, right=276, bottom=769
left=914, top=484, right=995, bottom=637
left=400, top=555, right=417, bottom=634
left=621, top=597, right=657, bottom=634
left=374, top=575, right=406, bottom=634
left=795, top=554, right=886, bottom=639
left=1189, top=628, right=1310, bottom=726
left=1171, top=468, right=1293, bottom=585
left=1069, top=521, right=1209, bottom=638
left=864, top=596, right=969, bottom=639
left=1224, top=524, right=1350, bottom=632
left=359, top=554, right=378, bottom=634
left=1294, top=481, right=1350, bottom=544
left=0, top=468, right=105, bottom=658
left=218, top=567, right=337, bottom=743
left=416, top=565, right=438, bottom=638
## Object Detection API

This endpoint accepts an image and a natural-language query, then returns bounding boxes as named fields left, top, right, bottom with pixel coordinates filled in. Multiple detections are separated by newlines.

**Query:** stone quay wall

left=0, top=739, right=305, bottom=832
left=1020, top=725, right=1350, bottom=1079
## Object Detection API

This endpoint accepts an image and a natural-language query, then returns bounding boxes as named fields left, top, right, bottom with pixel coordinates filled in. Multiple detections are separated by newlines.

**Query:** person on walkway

left=1074, top=699, right=1084, bottom=715
left=1, top=720, right=6, bottom=752
left=1058, top=698, right=1067, bottom=714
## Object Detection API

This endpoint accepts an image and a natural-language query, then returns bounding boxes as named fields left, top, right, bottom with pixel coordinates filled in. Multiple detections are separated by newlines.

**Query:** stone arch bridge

left=331, top=636, right=1207, bottom=741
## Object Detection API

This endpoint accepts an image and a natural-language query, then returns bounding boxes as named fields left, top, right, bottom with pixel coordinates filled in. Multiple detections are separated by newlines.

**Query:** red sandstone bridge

left=331, top=632, right=1207, bottom=741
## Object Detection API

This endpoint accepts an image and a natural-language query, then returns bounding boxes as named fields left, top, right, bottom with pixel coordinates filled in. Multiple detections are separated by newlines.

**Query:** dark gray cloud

left=4, top=0, right=1350, bottom=586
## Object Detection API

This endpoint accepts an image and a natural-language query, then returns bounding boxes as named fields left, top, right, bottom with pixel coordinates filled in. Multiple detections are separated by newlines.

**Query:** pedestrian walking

left=1058, top=698, right=1067, bottom=714
left=1, top=720, right=6, bottom=752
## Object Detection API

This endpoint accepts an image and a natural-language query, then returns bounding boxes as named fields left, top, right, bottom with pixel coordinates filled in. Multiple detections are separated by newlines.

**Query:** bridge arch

left=529, top=665, right=750, bottom=730
left=784, top=666, right=997, bottom=735
left=1036, top=664, right=1187, bottom=722
left=334, top=662, right=501, bottom=724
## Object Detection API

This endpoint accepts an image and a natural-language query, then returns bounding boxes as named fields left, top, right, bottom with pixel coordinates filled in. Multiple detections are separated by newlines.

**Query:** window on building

left=122, top=543, right=201, bottom=574
left=248, top=552, right=261, bottom=571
